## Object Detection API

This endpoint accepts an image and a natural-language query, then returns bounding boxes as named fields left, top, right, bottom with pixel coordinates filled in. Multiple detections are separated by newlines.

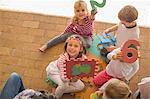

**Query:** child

left=96, top=78, right=132, bottom=99
left=46, top=35, right=86, bottom=99
left=39, top=0, right=97, bottom=52
left=133, top=77, right=150, bottom=99
left=104, top=5, right=140, bottom=49
left=93, top=45, right=139, bottom=87
left=0, top=72, right=56, bottom=99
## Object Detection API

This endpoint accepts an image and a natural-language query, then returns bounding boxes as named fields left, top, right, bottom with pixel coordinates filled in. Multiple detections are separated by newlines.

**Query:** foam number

left=121, top=40, right=140, bottom=63
left=65, top=59, right=96, bottom=79
left=90, top=0, right=106, bottom=11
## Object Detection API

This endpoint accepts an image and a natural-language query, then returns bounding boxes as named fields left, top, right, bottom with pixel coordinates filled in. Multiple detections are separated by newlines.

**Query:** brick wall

left=0, top=9, right=150, bottom=92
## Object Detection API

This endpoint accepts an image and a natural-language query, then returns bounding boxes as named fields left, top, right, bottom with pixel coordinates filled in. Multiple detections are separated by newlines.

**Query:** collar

left=125, top=23, right=137, bottom=29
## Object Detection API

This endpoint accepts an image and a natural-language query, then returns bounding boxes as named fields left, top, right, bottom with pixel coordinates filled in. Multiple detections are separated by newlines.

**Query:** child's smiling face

left=66, top=38, right=82, bottom=58
left=74, top=2, right=88, bottom=20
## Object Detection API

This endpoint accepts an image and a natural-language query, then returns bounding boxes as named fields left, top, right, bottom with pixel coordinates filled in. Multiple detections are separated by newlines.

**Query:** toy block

left=97, top=33, right=116, bottom=49
left=62, top=58, right=99, bottom=79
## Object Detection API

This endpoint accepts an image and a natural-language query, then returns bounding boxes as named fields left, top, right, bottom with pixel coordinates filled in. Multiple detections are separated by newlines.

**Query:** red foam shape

left=121, top=39, right=140, bottom=63
left=65, top=59, right=97, bottom=79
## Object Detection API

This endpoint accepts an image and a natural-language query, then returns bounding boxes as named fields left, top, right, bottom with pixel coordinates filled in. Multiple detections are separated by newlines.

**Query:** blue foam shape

left=87, top=33, right=100, bottom=57
left=98, top=33, right=116, bottom=47
left=87, top=33, right=116, bottom=57
left=107, top=33, right=116, bottom=42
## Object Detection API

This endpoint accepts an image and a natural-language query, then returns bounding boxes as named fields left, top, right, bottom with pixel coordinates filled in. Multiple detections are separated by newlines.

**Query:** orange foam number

left=121, top=40, right=140, bottom=63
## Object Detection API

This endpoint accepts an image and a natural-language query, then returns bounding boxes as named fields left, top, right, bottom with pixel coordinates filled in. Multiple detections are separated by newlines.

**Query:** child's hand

left=138, top=51, right=140, bottom=58
left=95, top=90, right=103, bottom=96
left=90, top=9, right=97, bottom=20
left=112, top=52, right=122, bottom=60
left=91, top=9, right=97, bottom=15
left=70, top=76, right=79, bottom=82
left=106, top=46, right=116, bottom=52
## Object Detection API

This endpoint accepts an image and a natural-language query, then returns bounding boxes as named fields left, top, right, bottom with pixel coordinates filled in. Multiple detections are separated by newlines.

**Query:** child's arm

left=104, top=24, right=118, bottom=34
left=107, top=48, right=121, bottom=60
left=57, top=53, right=70, bottom=82
left=90, top=10, right=97, bottom=20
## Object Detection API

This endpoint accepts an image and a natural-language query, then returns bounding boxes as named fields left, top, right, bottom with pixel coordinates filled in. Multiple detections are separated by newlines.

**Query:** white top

left=116, top=22, right=140, bottom=48
left=106, top=48, right=139, bottom=81
left=46, top=60, right=60, bottom=75
left=138, top=77, right=150, bottom=99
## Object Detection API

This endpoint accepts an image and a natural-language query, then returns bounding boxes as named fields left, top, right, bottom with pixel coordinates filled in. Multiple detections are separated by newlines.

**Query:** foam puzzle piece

left=97, top=33, right=116, bottom=49
left=65, top=56, right=106, bottom=99
left=90, top=0, right=106, bottom=11
left=87, top=33, right=101, bottom=57
left=121, top=39, right=140, bottom=63
left=63, top=59, right=99, bottom=79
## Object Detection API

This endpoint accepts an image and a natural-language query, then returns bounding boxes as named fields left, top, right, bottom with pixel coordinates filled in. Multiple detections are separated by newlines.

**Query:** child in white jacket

left=46, top=35, right=87, bottom=98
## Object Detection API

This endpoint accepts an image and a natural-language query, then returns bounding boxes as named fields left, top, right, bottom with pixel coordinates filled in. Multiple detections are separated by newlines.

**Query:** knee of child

left=93, top=78, right=100, bottom=86
left=57, top=83, right=66, bottom=90
left=10, top=72, right=21, bottom=81
left=81, top=83, right=85, bottom=90
left=77, top=81, right=85, bottom=91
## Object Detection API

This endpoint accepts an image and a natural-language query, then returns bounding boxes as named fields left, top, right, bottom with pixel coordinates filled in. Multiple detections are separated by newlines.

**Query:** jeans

left=47, top=33, right=73, bottom=48
left=0, top=72, right=25, bottom=99
left=47, top=32, right=93, bottom=49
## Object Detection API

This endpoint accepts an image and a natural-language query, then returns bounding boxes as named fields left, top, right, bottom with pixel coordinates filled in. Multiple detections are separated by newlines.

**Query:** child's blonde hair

left=105, top=79, right=132, bottom=99
left=118, top=5, right=138, bottom=23
left=73, top=0, right=89, bottom=24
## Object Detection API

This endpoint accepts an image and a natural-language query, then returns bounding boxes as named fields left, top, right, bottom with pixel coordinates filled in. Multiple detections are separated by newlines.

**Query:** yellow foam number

left=90, top=0, right=106, bottom=11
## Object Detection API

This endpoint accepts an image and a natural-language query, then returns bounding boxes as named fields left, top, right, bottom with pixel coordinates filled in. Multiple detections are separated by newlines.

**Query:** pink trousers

left=93, top=70, right=113, bottom=87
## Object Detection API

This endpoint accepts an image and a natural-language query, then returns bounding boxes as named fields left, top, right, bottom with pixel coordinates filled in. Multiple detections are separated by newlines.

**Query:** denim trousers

left=47, top=33, right=73, bottom=48
left=47, top=32, right=92, bottom=49
left=0, top=72, right=25, bottom=99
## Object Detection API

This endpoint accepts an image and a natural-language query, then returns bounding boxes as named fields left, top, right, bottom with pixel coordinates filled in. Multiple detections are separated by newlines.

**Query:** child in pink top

left=39, top=0, right=97, bottom=52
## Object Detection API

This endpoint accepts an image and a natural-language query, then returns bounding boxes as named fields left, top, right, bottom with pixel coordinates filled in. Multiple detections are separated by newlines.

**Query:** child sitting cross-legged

left=46, top=35, right=87, bottom=99
left=39, top=0, right=97, bottom=52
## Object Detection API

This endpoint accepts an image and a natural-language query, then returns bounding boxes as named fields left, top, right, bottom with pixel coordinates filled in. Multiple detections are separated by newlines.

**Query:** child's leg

left=48, top=74, right=66, bottom=98
left=93, top=70, right=112, bottom=87
left=39, top=33, right=73, bottom=51
left=0, top=72, right=25, bottom=99
left=64, top=79, right=85, bottom=93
